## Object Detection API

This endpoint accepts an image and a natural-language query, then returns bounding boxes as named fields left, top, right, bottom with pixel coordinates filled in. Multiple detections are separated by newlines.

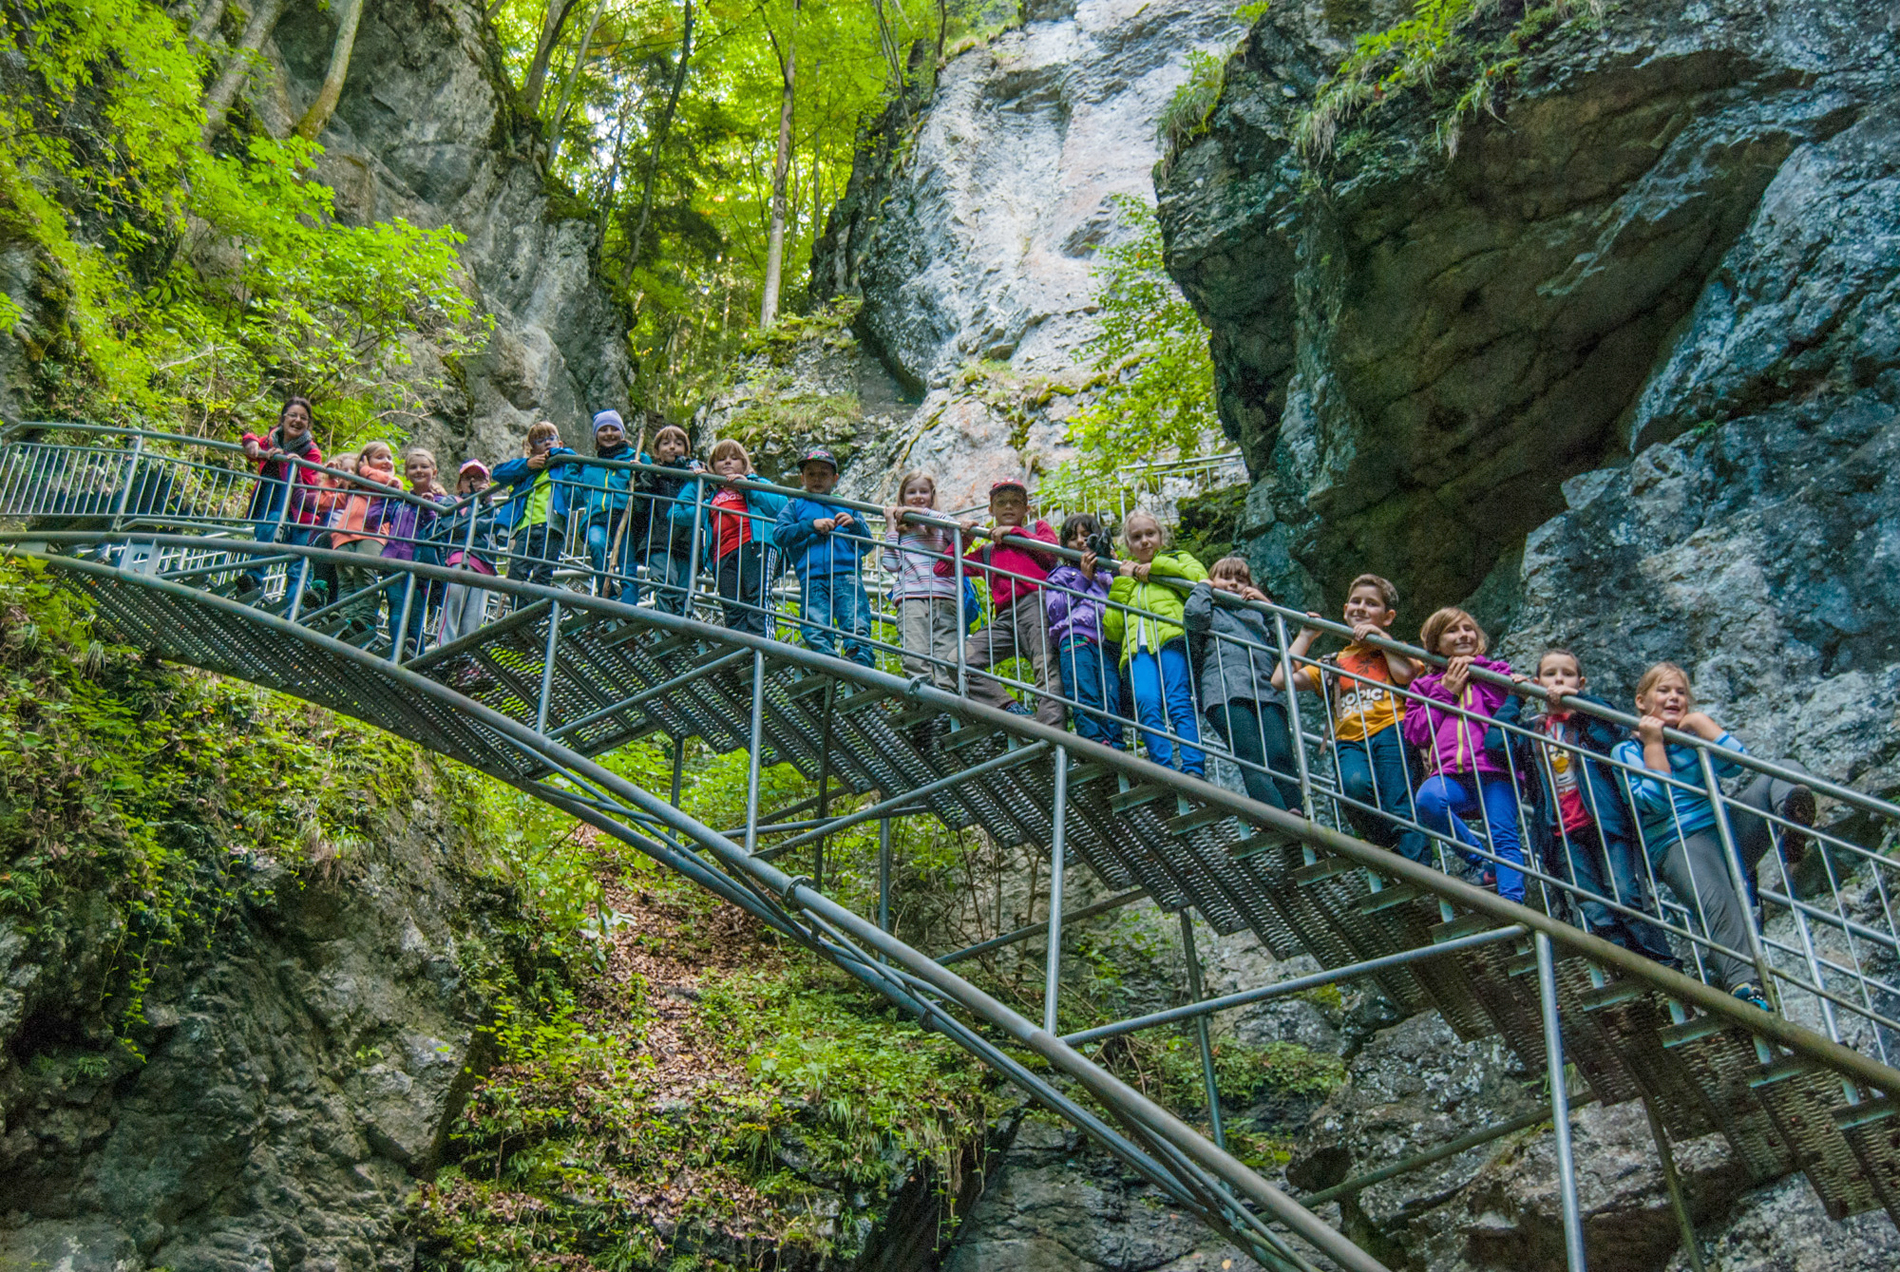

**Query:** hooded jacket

left=1182, top=581, right=1286, bottom=710
left=1103, top=552, right=1207, bottom=667
left=574, top=442, right=634, bottom=524
left=673, top=473, right=790, bottom=571
left=491, top=446, right=580, bottom=531
left=1043, top=561, right=1109, bottom=647
left=330, top=452, right=402, bottom=548
left=774, top=493, right=870, bottom=579
left=1400, top=655, right=1517, bottom=779
left=630, top=456, right=701, bottom=556
left=945, top=521, right=1058, bottom=611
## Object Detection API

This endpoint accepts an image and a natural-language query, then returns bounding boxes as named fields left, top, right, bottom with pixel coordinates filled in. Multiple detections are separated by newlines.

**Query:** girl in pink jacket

left=1401, top=607, right=1525, bottom=901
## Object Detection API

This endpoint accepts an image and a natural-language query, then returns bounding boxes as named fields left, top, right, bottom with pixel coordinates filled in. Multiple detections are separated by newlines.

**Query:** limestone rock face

left=0, top=785, right=500, bottom=1272
left=261, top=0, right=632, bottom=462
left=1157, top=0, right=1900, bottom=607
left=812, top=0, right=1244, bottom=508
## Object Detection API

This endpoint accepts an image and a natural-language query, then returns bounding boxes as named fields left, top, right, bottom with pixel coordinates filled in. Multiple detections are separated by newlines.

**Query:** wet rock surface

left=0, top=782, right=502, bottom=1272
left=1158, top=0, right=1900, bottom=607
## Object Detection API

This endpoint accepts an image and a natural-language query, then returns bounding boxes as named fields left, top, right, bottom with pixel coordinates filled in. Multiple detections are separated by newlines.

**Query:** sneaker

left=1003, top=701, right=1035, bottom=718
left=1479, top=867, right=1498, bottom=893
left=1777, top=785, right=1816, bottom=865
left=1731, top=982, right=1773, bottom=1012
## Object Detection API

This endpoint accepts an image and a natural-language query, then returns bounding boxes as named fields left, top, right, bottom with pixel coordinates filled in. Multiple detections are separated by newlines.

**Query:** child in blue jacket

left=576, top=409, right=635, bottom=599
left=772, top=447, right=873, bottom=666
left=491, top=421, right=576, bottom=590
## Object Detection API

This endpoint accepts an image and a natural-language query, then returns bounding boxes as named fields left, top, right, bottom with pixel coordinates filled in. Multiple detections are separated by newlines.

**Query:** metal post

left=1272, top=611, right=1317, bottom=819
left=815, top=679, right=836, bottom=891
left=670, top=735, right=685, bottom=809
left=393, top=572, right=417, bottom=662
left=878, top=817, right=892, bottom=935
left=1639, top=1092, right=1706, bottom=1272
left=108, top=435, right=144, bottom=535
left=684, top=470, right=705, bottom=617
left=951, top=523, right=968, bottom=696
left=1697, top=746, right=1780, bottom=1005
left=535, top=601, right=562, bottom=733
left=1044, top=746, right=1069, bottom=1034
left=1535, top=931, right=1587, bottom=1272
left=1180, top=910, right=1224, bottom=1150
left=744, top=649, right=765, bottom=854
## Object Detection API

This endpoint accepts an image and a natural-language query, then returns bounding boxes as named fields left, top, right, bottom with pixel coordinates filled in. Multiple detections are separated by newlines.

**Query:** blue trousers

left=1335, top=727, right=1432, bottom=864
left=245, top=478, right=292, bottom=590
left=800, top=572, right=874, bottom=666
left=1059, top=637, right=1122, bottom=748
left=586, top=512, right=627, bottom=596
left=1127, top=640, right=1203, bottom=776
left=1415, top=773, right=1526, bottom=901
left=1547, top=822, right=1675, bottom=962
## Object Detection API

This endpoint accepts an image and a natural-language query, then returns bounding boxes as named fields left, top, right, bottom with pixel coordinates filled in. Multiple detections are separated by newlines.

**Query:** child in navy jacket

left=773, top=447, right=873, bottom=667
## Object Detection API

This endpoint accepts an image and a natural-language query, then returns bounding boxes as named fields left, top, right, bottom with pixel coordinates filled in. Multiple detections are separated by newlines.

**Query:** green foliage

left=0, top=558, right=443, bottom=1056
left=1157, top=49, right=1227, bottom=167
left=1297, top=0, right=1602, bottom=159
left=1037, top=197, right=1221, bottom=515
left=0, top=2, right=480, bottom=443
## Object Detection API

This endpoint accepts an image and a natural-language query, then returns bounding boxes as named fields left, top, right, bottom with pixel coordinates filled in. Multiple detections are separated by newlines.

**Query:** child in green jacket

left=1104, top=510, right=1208, bottom=776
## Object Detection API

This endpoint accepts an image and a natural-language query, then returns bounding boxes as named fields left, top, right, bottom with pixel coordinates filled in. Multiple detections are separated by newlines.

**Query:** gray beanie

left=592, top=409, right=625, bottom=435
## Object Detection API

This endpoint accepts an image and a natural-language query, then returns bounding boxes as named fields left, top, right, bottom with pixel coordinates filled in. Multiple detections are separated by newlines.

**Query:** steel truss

left=9, top=517, right=1900, bottom=1268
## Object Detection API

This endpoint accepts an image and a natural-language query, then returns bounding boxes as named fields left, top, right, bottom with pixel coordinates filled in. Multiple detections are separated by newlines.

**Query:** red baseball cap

left=989, top=478, right=1028, bottom=497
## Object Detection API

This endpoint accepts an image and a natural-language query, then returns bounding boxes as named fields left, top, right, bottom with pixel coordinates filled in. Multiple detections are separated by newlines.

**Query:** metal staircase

left=6, top=425, right=1900, bottom=1270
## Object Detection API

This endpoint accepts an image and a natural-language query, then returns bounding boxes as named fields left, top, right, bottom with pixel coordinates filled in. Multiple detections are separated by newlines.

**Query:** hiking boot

left=1731, top=982, right=1773, bottom=1012
left=1003, top=701, right=1035, bottom=718
left=1777, top=785, right=1817, bottom=866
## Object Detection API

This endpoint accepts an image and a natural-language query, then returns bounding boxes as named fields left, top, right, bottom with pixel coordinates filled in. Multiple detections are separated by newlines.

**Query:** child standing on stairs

left=1043, top=514, right=1121, bottom=748
left=881, top=471, right=960, bottom=689
left=1509, top=649, right=1677, bottom=964
left=1104, top=510, right=1207, bottom=778
left=774, top=447, right=874, bottom=666
left=492, top=421, right=576, bottom=591
left=1401, top=607, right=1526, bottom=902
left=329, top=442, right=401, bottom=635
left=1610, top=662, right=1816, bottom=1012
left=949, top=479, right=1064, bottom=723
left=629, top=425, right=702, bottom=614
left=1185, top=556, right=1300, bottom=809
left=1277, top=574, right=1431, bottom=864
left=677, top=439, right=787, bottom=638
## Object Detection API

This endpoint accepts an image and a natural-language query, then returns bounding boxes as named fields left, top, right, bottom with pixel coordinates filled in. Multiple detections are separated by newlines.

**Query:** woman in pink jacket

left=1401, top=607, right=1526, bottom=901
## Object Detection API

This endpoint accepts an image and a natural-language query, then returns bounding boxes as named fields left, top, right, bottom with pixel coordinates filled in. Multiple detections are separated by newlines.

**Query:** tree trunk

left=546, top=0, right=607, bottom=166
left=758, top=0, right=799, bottom=328
left=292, top=0, right=365, bottom=141
left=623, top=0, right=693, bottom=282
left=201, top=0, right=289, bottom=144
left=521, top=0, right=583, bottom=121
left=189, top=0, right=228, bottom=45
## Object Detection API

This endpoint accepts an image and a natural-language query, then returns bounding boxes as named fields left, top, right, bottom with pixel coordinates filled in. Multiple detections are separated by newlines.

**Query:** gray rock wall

left=0, top=771, right=504, bottom=1272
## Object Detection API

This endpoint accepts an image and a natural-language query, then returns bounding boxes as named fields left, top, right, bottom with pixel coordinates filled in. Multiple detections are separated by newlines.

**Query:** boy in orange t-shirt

left=1278, top=574, right=1431, bottom=863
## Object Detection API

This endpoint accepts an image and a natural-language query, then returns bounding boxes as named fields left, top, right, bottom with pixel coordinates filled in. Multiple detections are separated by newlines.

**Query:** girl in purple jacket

left=1044, top=514, right=1122, bottom=748
left=1401, top=607, right=1526, bottom=901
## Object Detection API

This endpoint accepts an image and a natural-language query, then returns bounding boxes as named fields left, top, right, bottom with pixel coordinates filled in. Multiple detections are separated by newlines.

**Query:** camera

left=1085, top=529, right=1117, bottom=564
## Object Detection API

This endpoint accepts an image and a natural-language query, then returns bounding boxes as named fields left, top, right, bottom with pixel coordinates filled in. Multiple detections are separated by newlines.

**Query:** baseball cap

left=459, top=459, right=491, bottom=477
left=989, top=478, right=1028, bottom=497
left=799, top=446, right=839, bottom=469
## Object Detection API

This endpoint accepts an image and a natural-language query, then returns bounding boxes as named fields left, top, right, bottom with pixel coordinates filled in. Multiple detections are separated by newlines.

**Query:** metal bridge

left=5, top=425, right=1900, bottom=1272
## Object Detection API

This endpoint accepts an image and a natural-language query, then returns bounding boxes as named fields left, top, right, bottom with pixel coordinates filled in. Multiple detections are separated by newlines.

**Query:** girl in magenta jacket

left=1401, top=607, right=1526, bottom=901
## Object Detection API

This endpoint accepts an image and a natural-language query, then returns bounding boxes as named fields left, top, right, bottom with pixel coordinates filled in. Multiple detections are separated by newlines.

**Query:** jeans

left=1127, top=639, right=1203, bottom=777
left=1335, top=727, right=1432, bottom=864
left=965, top=593, right=1063, bottom=726
left=642, top=548, right=693, bottom=615
left=586, top=511, right=627, bottom=596
left=390, top=574, right=436, bottom=659
left=1059, top=636, right=1122, bottom=748
left=799, top=572, right=873, bottom=666
left=244, top=478, right=292, bottom=590
left=507, top=523, right=557, bottom=589
left=1207, top=699, right=1300, bottom=811
left=1654, top=767, right=1809, bottom=990
left=716, top=542, right=776, bottom=637
left=1546, top=822, right=1675, bottom=962
left=1414, top=772, right=1526, bottom=901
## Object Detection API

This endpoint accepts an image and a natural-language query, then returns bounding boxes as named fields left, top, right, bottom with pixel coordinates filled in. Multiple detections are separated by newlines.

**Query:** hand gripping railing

left=8, top=425, right=1900, bottom=1260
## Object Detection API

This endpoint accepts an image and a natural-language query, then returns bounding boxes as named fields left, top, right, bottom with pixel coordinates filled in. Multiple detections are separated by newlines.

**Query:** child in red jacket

left=946, top=480, right=1063, bottom=723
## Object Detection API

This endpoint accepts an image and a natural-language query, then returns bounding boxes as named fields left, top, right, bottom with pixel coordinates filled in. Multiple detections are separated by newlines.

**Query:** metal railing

left=6, top=423, right=1900, bottom=1265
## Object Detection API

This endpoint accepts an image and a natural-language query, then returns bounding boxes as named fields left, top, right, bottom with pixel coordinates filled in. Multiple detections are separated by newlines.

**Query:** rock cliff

left=267, top=0, right=632, bottom=460
left=811, top=0, right=1243, bottom=506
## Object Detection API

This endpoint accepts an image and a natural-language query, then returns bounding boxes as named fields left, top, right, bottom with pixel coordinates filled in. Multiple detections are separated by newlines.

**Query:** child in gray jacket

left=1184, top=557, right=1302, bottom=811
